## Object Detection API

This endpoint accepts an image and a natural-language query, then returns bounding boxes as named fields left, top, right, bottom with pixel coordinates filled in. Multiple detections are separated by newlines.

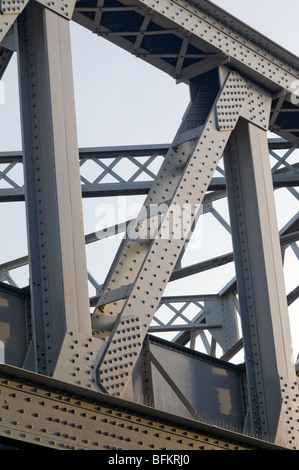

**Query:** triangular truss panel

left=0, top=0, right=298, bottom=451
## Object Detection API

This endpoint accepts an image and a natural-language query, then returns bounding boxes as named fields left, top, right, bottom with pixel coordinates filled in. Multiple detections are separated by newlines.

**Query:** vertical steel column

left=17, top=3, right=91, bottom=376
left=224, top=119, right=297, bottom=442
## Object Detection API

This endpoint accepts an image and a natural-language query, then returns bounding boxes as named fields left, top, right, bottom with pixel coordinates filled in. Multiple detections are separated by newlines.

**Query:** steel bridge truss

left=0, top=0, right=298, bottom=451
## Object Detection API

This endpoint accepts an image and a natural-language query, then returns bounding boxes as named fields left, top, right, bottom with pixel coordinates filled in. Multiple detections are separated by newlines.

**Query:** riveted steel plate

left=96, top=70, right=272, bottom=397
left=0, top=364, right=286, bottom=450
left=276, top=377, right=299, bottom=449
left=53, top=330, right=106, bottom=392
left=35, top=0, right=76, bottom=19
left=0, top=0, right=27, bottom=14
left=0, top=7, right=28, bottom=43
left=216, top=73, right=248, bottom=130
left=97, top=316, right=142, bottom=396
left=133, top=0, right=299, bottom=95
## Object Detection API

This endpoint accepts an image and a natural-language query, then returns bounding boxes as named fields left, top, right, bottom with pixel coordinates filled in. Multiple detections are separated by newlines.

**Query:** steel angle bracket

left=0, top=0, right=75, bottom=43
left=0, top=0, right=29, bottom=43
left=34, top=0, right=76, bottom=19
left=95, top=70, right=272, bottom=397
left=217, top=72, right=271, bottom=131
left=0, top=0, right=28, bottom=15
left=53, top=329, right=108, bottom=392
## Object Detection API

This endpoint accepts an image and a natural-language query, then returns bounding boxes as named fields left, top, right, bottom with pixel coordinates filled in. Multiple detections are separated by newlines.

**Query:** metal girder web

left=92, top=67, right=272, bottom=399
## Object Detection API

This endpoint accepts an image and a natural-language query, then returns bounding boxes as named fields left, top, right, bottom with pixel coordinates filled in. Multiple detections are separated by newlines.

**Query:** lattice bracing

left=0, top=140, right=298, bottom=362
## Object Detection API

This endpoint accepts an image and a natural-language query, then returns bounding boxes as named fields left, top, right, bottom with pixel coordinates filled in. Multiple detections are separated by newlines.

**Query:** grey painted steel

left=92, top=68, right=273, bottom=398
left=51, top=328, right=247, bottom=432
left=224, top=119, right=298, bottom=442
left=0, top=141, right=298, bottom=203
left=74, top=0, right=299, bottom=146
left=0, top=0, right=298, bottom=451
left=151, top=292, right=240, bottom=358
left=0, top=171, right=297, bottom=202
left=17, top=3, right=91, bottom=376
left=74, top=0, right=299, bottom=91
left=145, top=336, right=245, bottom=429
left=0, top=6, right=28, bottom=44
left=0, top=361, right=285, bottom=450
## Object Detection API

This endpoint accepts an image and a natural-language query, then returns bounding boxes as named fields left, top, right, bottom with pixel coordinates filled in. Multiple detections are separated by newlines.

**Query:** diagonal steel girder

left=0, top=0, right=75, bottom=44
left=92, top=67, right=272, bottom=398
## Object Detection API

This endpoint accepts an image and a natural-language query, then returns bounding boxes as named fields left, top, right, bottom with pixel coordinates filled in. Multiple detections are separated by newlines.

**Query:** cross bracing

left=0, top=0, right=298, bottom=451
left=0, top=138, right=298, bottom=201
left=0, top=141, right=298, bottom=360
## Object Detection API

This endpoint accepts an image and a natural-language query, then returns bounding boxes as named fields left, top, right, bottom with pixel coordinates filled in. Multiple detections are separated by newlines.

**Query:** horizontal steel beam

left=0, top=140, right=297, bottom=202
left=0, top=360, right=287, bottom=450
left=2, top=175, right=297, bottom=202
left=0, top=139, right=294, bottom=164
